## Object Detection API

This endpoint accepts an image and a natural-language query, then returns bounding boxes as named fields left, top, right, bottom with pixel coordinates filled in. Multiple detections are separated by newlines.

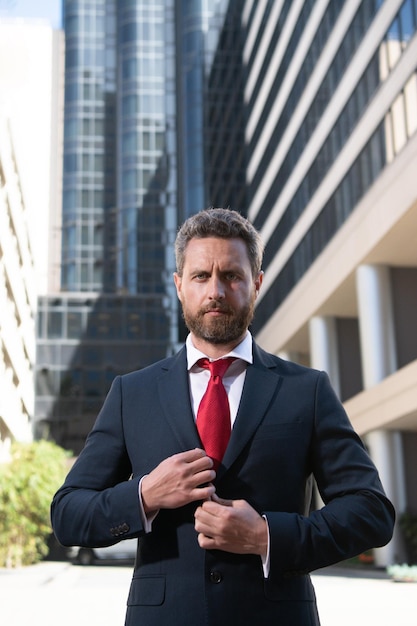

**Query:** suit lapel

left=156, top=343, right=283, bottom=473
left=156, top=347, right=202, bottom=451
left=220, top=344, right=282, bottom=477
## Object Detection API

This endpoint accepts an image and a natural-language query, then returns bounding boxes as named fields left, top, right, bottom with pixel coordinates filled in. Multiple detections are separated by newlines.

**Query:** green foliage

left=0, top=440, right=70, bottom=568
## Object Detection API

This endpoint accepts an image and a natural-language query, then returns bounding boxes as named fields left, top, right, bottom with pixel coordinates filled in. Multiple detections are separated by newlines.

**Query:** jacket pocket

left=127, top=575, right=166, bottom=606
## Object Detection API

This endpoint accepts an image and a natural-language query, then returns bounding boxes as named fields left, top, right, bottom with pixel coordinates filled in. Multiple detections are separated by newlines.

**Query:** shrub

left=0, top=440, right=70, bottom=568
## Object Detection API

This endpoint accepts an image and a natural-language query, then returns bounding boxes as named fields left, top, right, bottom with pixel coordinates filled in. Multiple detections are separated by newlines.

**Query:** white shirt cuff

left=138, top=475, right=159, bottom=533
left=261, top=515, right=271, bottom=578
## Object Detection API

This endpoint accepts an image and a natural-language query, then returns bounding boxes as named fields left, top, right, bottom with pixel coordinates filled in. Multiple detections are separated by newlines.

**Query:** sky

left=0, top=0, right=62, bottom=28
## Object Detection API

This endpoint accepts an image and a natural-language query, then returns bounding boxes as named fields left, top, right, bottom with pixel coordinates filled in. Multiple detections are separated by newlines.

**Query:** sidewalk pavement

left=312, top=565, right=416, bottom=625
left=0, top=560, right=132, bottom=626
left=0, top=560, right=415, bottom=626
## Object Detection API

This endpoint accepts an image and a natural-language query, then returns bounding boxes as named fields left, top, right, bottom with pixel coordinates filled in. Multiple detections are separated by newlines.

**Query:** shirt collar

left=186, top=331, right=253, bottom=370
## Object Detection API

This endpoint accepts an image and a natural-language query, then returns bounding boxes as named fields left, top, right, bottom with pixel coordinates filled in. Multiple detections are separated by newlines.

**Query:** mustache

left=200, top=302, right=233, bottom=314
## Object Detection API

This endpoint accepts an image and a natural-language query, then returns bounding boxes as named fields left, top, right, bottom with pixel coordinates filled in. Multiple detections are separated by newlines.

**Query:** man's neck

left=189, top=333, right=247, bottom=359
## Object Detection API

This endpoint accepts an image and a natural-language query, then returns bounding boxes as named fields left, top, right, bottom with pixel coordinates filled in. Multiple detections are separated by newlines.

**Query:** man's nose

left=208, top=275, right=225, bottom=299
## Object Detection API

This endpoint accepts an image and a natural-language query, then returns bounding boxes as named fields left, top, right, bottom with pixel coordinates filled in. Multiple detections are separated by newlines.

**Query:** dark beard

left=181, top=300, right=255, bottom=345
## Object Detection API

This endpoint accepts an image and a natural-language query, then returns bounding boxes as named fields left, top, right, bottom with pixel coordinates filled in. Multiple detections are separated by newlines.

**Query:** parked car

left=68, top=538, right=137, bottom=565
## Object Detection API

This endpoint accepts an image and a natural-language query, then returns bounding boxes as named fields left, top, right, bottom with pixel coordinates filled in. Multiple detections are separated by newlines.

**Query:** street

left=0, top=561, right=131, bottom=626
left=313, top=567, right=416, bottom=625
left=0, top=561, right=415, bottom=625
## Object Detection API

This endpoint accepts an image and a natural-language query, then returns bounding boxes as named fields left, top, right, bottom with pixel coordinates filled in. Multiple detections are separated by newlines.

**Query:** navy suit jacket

left=51, top=342, right=394, bottom=626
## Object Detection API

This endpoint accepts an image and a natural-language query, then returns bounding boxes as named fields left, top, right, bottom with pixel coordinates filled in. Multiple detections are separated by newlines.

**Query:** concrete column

left=309, top=316, right=340, bottom=397
left=356, top=264, right=396, bottom=387
left=366, top=430, right=406, bottom=564
left=308, top=316, right=341, bottom=510
left=356, top=264, right=404, bottom=565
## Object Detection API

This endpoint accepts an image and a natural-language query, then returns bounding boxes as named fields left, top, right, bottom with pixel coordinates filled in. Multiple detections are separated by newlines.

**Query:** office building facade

left=237, top=0, right=417, bottom=565
left=36, top=1, right=179, bottom=450
left=0, top=114, right=36, bottom=459
left=0, top=19, right=64, bottom=459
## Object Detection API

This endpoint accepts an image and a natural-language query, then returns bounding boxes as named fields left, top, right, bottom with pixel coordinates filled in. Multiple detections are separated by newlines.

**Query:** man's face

left=174, top=237, right=263, bottom=352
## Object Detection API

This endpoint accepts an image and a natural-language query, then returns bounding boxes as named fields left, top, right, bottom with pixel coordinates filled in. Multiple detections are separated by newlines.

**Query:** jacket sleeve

left=265, top=371, right=395, bottom=579
left=50, top=376, right=145, bottom=548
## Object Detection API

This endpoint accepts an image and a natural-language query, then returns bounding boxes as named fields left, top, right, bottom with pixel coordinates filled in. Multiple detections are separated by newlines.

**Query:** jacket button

left=209, top=571, right=222, bottom=584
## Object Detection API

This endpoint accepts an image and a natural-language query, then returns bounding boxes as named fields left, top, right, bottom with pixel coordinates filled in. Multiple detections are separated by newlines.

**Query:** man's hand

left=141, top=448, right=216, bottom=515
left=194, top=494, right=268, bottom=557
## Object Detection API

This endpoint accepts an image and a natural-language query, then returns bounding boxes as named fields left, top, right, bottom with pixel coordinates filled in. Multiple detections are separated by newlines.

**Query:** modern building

left=240, top=0, right=417, bottom=566
left=0, top=19, right=64, bottom=460
left=0, top=20, right=64, bottom=295
left=36, top=1, right=253, bottom=451
left=0, top=113, right=36, bottom=460
left=205, top=0, right=247, bottom=211
left=35, top=1, right=229, bottom=451
left=35, top=1, right=175, bottom=451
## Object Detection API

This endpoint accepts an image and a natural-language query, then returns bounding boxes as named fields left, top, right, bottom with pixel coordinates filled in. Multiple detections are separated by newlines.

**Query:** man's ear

left=173, top=272, right=182, bottom=298
left=255, top=270, right=264, bottom=295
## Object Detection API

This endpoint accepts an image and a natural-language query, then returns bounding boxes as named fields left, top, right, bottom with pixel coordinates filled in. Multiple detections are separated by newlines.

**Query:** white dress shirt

left=186, top=330, right=252, bottom=424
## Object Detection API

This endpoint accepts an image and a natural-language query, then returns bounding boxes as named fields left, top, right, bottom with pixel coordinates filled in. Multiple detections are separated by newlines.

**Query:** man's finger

left=210, top=493, right=233, bottom=506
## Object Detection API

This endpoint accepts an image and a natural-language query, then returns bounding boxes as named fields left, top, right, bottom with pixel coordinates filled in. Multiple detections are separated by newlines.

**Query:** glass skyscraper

left=35, top=0, right=232, bottom=452
left=36, top=1, right=180, bottom=451
left=61, top=1, right=178, bottom=295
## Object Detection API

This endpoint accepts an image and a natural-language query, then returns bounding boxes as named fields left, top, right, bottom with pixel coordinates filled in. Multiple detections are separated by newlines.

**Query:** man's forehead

left=184, top=235, right=246, bottom=250
left=183, top=237, right=249, bottom=262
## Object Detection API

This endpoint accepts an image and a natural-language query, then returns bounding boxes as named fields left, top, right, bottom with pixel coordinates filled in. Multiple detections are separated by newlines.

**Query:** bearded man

left=51, top=207, right=394, bottom=626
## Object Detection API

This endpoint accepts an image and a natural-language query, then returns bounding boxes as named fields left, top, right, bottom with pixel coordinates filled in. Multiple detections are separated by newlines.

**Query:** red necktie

left=196, top=357, right=235, bottom=468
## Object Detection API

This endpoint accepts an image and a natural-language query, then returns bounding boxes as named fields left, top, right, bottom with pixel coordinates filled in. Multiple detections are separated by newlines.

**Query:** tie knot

left=198, top=357, right=236, bottom=379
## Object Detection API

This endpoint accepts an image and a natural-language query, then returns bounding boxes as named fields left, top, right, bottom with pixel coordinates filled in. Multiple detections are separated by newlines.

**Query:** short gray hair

left=175, top=207, right=264, bottom=277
